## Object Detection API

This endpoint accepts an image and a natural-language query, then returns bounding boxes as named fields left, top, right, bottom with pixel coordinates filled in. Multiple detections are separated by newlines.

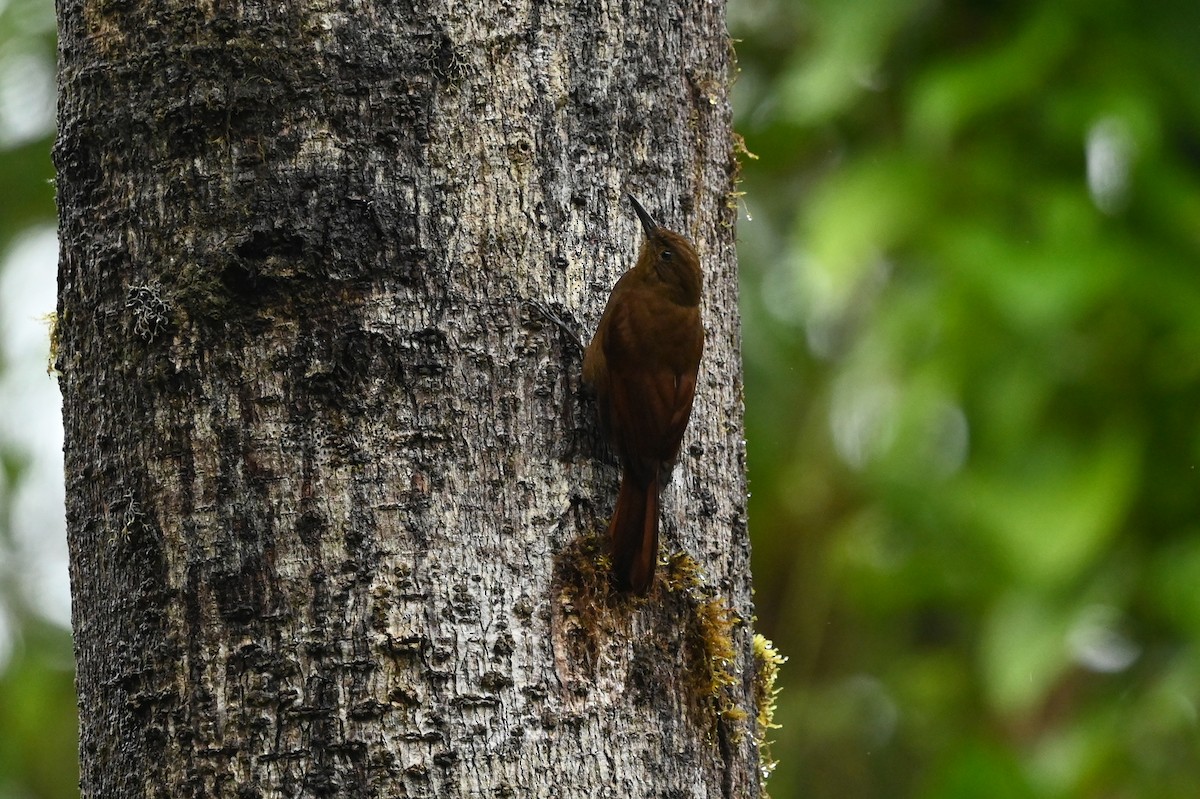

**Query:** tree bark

left=56, top=1, right=756, bottom=796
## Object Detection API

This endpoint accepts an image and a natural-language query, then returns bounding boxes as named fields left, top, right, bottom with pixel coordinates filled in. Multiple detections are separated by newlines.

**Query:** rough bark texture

left=56, top=0, right=754, bottom=796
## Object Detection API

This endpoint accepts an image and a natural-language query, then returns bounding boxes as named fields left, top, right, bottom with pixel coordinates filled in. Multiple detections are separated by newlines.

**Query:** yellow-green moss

left=553, top=538, right=748, bottom=736
left=723, top=132, right=759, bottom=226
left=552, top=531, right=627, bottom=668
left=659, top=551, right=745, bottom=730
left=752, top=632, right=786, bottom=790
left=43, top=312, right=60, bottom=376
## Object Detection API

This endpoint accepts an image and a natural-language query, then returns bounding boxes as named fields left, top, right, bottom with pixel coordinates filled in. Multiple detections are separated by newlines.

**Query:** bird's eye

left=660, top=250, right=673, bottom=261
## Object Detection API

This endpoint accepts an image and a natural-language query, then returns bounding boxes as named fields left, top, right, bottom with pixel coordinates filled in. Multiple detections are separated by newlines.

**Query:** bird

left=583, top=194, right=704, bottom=594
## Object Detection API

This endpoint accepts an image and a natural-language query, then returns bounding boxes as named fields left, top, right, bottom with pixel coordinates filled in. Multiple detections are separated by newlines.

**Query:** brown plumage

left=583, top=195, right=704, bottom=594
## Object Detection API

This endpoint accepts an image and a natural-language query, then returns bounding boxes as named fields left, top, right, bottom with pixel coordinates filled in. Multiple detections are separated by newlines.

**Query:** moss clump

left=752, top=632, right=786, bottom=791
left=660, top=551, right=745, bottom=730
left=553, top=538, right=748, bottom=736
left=552, top=531, right=627, bottom=668
left=43, top=312, right=60, bottom=376
left=724, top=132, right=759, bottom=227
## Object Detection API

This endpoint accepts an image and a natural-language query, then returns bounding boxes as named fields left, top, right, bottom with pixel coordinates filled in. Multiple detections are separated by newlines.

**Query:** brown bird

left=583, top=194, right=704, bottom=594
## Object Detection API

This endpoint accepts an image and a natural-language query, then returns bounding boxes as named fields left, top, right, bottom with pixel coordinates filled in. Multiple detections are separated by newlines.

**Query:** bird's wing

left=599, top=298, right=699, bottom=483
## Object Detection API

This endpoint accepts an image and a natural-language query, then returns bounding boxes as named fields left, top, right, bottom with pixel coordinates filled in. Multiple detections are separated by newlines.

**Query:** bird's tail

left=608, top=467, right=660, bottom=595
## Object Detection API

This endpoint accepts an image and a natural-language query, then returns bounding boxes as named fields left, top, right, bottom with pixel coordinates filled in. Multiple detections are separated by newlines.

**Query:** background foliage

left=0, top=0, right=77, bottom=796
left=732, top=0, right=1200, bottom=797
left=1, top=1, right=1198, bottom=797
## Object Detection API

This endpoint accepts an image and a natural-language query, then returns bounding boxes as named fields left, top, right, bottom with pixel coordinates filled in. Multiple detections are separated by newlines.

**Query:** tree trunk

left=56, top=1, right=758, bottom=796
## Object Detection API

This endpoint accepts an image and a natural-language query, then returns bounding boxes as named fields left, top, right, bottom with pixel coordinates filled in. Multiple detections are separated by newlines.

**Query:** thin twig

left=523, top=300, right=585, bottom=353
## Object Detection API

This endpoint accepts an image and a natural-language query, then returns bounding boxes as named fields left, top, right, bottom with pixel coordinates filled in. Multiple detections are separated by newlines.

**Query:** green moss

left=752, top=632, right=786, bottom=792
left=659, top=552, right=745, bottom=731
left=553, top=538, right=748, bottom=736
left=552, top=531, right=626, bottom=667
left=43, top=312, right=60, bottom=376
left=725, top=132, right=758, bottom=227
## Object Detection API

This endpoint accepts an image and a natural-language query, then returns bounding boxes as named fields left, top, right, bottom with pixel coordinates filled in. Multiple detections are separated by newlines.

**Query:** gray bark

left=56, top=0, right=756, bottom=796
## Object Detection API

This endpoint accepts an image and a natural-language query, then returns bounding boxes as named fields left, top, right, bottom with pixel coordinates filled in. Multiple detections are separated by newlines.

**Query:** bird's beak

left=628, top=194, right=659, bottom=238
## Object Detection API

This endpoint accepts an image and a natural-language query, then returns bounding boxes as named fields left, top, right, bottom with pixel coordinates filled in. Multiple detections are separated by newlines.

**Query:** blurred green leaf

left=908, top=6, right=1072, bottom=150
left=957, top=429, right=1138, bottom=588
left=0, top=625, right=78, bottom=799
left=925, top=741, right=1038, bottom=799
left=801, top=155, right=930, bottom=321
left=1149, top=536, right=1200, bottom=637
left=979, top=591, right=1070, bottom=715
left=778, top=0, right=930, bottom=125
